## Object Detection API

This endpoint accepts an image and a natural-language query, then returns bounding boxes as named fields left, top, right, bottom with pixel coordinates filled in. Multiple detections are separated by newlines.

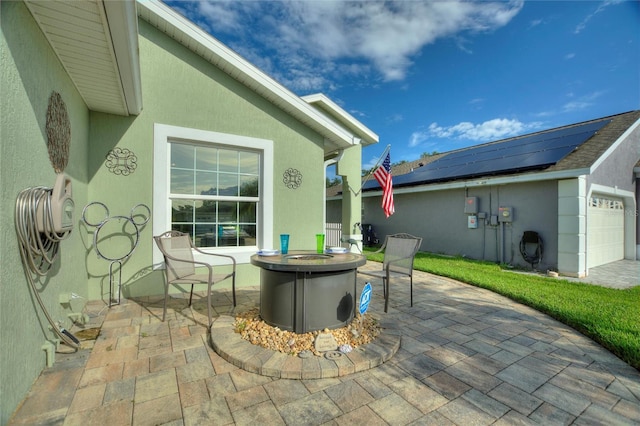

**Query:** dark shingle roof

left=546, top=110, right=640, bottom=172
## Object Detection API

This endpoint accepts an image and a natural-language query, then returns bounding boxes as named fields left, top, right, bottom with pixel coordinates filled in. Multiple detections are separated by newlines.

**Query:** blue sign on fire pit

left=359, top=282, right=372, bottom=315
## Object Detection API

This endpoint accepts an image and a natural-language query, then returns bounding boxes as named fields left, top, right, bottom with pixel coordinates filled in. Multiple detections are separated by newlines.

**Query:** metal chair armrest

left=191, top=247, right=237, bottom=269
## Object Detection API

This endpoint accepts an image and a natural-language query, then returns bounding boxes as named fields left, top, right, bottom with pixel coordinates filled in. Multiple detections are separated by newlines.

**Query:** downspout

left=324, top=149, right=345, bottom=234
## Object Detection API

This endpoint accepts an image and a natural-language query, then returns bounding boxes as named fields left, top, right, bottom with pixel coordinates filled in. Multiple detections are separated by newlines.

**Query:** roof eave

left=24, top=0, right=142, bottom=116
left=302, top=93, right=378, bottom=146
left=359, top=167, right=593, bottom=197
left=103, top=0, right=143, bottom=115
left=589, top=117, right=640, bottom=174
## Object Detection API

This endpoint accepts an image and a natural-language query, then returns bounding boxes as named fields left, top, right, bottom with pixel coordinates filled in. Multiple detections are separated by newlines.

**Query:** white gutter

left=330, top=167, right=593, bottom=200
left=103, top=0, right=143, bottom=115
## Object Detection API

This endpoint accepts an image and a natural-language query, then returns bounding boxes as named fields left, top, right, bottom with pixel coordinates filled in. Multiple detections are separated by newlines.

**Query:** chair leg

left=163, top=283, right=169, bottom=322
left=188, top=285, right=194, bottom=306
left=232, top=274, right=237, bottom=307
left=207, top=284, right=212, bottom=329
left=384, top=278, right=389, bottom=313
left=410, top=276, right=413, bottom=307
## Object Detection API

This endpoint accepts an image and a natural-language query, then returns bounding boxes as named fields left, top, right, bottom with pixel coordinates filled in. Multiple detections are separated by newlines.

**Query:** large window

left=170, top=143, right=259, bottom=248
left=154, top=124, right=273, bottom=265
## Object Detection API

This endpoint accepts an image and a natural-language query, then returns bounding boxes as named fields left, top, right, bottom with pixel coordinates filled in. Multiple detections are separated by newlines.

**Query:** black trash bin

left=361, top=224, right=379, bottom=247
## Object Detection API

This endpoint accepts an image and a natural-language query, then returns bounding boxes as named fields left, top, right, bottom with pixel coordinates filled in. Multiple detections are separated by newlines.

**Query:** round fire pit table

left=250, top=251, right=367, bottom=333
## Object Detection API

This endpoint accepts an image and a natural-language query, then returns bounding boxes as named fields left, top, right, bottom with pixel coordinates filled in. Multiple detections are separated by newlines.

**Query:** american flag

left=373, top=152, right=395, bottom=217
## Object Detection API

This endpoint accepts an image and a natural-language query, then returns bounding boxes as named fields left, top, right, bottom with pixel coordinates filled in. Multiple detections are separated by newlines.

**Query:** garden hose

left=519, top=230, right=543, bottom=269
left=15, top=186, right=79, bottom=351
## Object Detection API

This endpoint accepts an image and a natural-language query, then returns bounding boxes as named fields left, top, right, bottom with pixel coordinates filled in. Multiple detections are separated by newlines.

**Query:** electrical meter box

left=498, top=206, right=513, bottom=222
left=464, top=197, right=478, bottom=214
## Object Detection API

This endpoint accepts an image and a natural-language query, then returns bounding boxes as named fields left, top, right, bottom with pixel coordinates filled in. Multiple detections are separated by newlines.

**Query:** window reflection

left=196, top=145, right=217, bottom=170
left=239, top=151, right=259, bottom=174
left=218, top=149, right=238, bottom=173
left=171, top=144, right=193, bottom=169
left=219, top=173, right=239, bottom=196
left=196, top=171, right=217, bottom=195
left=171, top=169, right=194, bottom=194
left=239, top=176, right=258, bottom=197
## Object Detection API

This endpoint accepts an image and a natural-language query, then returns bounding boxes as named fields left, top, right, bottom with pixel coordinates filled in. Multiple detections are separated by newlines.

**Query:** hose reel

left=519, top=230, right=543, bottom=269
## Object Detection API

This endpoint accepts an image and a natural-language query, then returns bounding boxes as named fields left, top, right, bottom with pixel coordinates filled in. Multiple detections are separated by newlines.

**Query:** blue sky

left=165, top=0, right=639, bottom=174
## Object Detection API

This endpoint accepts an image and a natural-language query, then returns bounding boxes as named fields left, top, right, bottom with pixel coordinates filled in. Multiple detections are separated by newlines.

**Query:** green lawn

left=364, top=250, right=640, bottom=370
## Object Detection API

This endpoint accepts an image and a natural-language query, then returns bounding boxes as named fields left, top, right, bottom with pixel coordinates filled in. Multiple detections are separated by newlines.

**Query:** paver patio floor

left=9, top=262, right=640, bottom=425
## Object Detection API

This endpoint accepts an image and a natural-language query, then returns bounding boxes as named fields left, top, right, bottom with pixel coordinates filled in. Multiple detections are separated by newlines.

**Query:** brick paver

left=8, top=263, right=640, bottom=425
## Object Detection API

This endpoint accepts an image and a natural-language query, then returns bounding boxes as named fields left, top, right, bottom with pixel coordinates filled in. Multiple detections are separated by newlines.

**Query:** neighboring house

left=1, top=0, right=376, bottom=421
left=328, top=111, right=640, bottom=276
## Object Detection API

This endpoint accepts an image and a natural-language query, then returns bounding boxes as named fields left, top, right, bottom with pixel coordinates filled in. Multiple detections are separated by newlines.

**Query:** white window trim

left=153, top=123, right=273, bottom=267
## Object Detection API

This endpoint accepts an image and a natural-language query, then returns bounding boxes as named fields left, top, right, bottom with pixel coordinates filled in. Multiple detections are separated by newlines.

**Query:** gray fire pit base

left=260, top=269, right=356, bottom=333
left=251, top=251, right=367, bottom=334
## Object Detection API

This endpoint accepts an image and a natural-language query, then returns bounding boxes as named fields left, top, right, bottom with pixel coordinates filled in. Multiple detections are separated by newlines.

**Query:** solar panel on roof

left=364, top=118, right=610, bottom=190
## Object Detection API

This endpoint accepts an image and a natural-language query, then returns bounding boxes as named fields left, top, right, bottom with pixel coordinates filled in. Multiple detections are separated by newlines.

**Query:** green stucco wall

left=85, top=19, right=328, bottom=299
left=1, top=2, right=90, bottom=422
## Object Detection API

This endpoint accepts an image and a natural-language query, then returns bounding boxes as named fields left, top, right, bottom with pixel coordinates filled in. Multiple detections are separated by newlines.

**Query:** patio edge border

left=209, top=315, right=401, bottom=379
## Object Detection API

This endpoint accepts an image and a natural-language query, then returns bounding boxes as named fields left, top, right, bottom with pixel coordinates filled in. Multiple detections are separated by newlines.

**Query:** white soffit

left=137, top=0, right=375, bottom=153
left=24, top=0, right=142, bottom=116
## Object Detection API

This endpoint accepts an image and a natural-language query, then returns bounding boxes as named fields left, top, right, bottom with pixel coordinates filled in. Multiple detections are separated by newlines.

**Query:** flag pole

left=347, top=144, right=391, bottom=197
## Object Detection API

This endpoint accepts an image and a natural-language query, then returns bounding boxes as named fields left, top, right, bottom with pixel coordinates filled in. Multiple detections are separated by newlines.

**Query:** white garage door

left=587, top=195, right=624, bottom=268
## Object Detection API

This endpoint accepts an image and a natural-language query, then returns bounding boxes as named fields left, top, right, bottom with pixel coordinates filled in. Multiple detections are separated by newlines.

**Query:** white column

left=336, top=144, right=363, bottom=253
left=557, top=177, right=587, bottom=277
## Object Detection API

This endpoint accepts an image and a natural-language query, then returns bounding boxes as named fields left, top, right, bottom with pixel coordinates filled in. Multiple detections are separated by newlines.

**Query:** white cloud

left=415, top=118, right=543, bottom=145
left=349, top=108, right=367, bottom=118
left=533, top=110, right=555, bottom=118
left=574, top=0, right=622, bottom=34
left=386, top=113, right=404, bottom=124
left=181, top=0, right=524, bottom=91
left=528, top=18, right=543, bottom=29
left=533, top=90, right=607, bottom=117
left=195, top=1, right=242, bottom=32
left=562, top=101, right=590, bottom=112
left=562, top=90, right=606, bottom=112
left=409, top=130, right=429, bottom=148
left=362, top=155, right=383, bottom=172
